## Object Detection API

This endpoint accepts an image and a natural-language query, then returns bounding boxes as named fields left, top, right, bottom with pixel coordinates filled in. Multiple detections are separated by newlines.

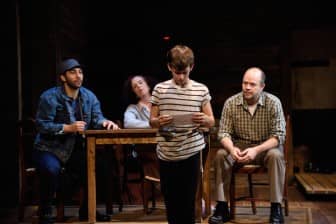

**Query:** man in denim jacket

left=33, top=58, right=119, bottom=224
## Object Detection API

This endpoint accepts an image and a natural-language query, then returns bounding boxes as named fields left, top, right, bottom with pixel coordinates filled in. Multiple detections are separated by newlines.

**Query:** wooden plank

left=297, top=173, right=326, bottom=193
left=322, top=174, right=336, bottom=192
left=296, top=174, right=313, bottom=193
left=313, top=174, right=336, bottom=193
left=296, top=173, right=336, bottom=194
left=325, top=174, right=336, bottom=187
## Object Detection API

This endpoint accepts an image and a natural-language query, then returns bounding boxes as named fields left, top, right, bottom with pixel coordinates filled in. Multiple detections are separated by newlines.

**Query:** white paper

left=171, top=113, right=195, bottom=125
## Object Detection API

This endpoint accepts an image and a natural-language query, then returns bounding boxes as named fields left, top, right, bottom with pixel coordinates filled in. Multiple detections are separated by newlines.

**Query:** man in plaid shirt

left=209, top=67, right=286, bottom=224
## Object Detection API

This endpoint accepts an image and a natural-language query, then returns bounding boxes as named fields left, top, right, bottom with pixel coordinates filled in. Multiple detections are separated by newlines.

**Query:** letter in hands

left=192, top=112, right=207, bottom=126
left=159, top=114, right=173, bottom=127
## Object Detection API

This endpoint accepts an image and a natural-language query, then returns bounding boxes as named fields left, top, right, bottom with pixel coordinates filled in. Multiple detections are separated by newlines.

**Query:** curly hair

left=122, top=74, right=158, bottom=106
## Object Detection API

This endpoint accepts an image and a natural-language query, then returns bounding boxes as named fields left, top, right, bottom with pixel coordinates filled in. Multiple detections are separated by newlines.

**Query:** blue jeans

left=33, top=150, right=63, bottom=207
left=33, top=145, right=88, bottom=208
left=33, top=143, right=110, bottom=212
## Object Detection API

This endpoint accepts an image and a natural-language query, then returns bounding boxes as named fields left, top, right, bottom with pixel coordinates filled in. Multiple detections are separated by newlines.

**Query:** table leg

left=87, top=137, right=96, bottom=223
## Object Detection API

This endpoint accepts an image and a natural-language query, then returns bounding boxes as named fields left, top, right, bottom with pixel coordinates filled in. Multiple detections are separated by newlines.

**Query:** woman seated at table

left=122, top=74, right=160, bottom=188
left=123, top=74, right=156, bottom=129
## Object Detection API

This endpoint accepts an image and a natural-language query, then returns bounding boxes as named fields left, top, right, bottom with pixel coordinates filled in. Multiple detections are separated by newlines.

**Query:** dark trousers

left=33, top=143, right=108, bottom=211
left=159, top=152, right=200, bottom=224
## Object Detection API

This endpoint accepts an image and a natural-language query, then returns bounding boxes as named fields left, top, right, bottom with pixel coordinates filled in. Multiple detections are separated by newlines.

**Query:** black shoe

left=208, top=201, right=230, bottom=224
left=39, top=205, right=54, bottom=224
left=269, top=202, right=284, bottom=224
left=79, top=209, right=111, bottom=222
left=208, top=215, right=224, bottom=224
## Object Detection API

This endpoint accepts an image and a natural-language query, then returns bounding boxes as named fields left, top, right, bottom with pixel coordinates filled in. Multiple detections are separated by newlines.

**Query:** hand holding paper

left=171, top=113, right=195, bottom=126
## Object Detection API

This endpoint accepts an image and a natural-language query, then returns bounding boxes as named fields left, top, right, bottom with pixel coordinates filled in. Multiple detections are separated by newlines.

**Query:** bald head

left=242, top=67, right=266, bottom=105
left=243, top=67, right=266, bottom=84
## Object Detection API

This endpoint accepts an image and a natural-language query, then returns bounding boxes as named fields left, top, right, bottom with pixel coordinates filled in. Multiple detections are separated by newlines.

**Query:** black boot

left=269, top=202, right=284, bottom=224
left=208, top=201, right=230, bottom=224
left=78, top=206, right=111, bottom=222
left=38, top=205, right=54, bottom=224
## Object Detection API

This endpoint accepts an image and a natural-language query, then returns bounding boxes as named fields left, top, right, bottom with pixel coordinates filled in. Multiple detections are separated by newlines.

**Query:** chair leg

left=151, top=181, right=156, bottom=209
left=229, top=172, right=236, bottom=220
left=18, top=178, right=25, bottom=221
left=143, top=179, right=149, bottom=214
left=56, top=200, right=65, bottom=222
left=106, top=174, right=115, bottom=215
left=248, top=174, right=257, bottom=214
left=106, top=149, right=123, bottom=214
left=106, top=199, right=113, bottom=215
left=18, top=204, right=24, bottom=222
left=56, top=189, right=65, bottom=222
left=143, top=178, right=158, bottom=214
left=284, top=173, right=289, bottom=216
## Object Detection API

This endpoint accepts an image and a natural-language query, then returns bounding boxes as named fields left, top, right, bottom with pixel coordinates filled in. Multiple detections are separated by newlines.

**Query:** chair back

left=17, top=118, right=38, bottom=221
left=284, top=115, right=292, bottom=169
left=18, top=118, right=36, bottom=175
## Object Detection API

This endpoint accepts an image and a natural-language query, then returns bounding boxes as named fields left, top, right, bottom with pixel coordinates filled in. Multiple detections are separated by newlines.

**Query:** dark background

left=3, top=1, right=336, bottom=209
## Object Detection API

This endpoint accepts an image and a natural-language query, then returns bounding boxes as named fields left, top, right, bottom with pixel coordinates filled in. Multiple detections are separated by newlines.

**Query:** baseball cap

left=58, top=58, right=81, bottom=74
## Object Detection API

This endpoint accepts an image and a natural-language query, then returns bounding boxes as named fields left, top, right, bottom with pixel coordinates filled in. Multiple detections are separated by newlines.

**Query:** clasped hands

left=230, top=146, right=258, bottom=164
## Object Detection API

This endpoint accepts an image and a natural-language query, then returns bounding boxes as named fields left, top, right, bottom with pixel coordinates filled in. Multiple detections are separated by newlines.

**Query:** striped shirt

left=217, top=91, right=286, bottom=146
left=151, top=79, right=211, bottom=161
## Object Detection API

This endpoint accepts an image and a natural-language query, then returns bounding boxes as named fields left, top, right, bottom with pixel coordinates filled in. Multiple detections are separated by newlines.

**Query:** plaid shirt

left=217, top=91, right=286, bottom=146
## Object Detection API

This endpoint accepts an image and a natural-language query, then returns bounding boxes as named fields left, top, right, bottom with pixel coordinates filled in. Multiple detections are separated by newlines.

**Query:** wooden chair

left=142, top=175, right=160, bottom=214
left=105, top=143, right=124, bottom=214
left=57, top=140, right=120, bottom=221
left=18, top=118, right=38, bottom=221
left=195, top=129, right=212, bottom=222
left=117, top=119, right=160, bottom=213
left=17, top=118, right=114, bottom=222
left=229, top=115, right=291, bottom=219
left=122, top=143, right=160, bottom=214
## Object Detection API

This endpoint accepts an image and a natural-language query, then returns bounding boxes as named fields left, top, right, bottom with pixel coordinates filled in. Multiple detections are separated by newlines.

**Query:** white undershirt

left=248, top=103, right=258, bottom=116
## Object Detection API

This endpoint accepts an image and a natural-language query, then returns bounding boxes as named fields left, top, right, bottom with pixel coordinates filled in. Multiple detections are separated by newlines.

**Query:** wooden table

left=84, top=129, right=157, bottom=223
left=83, top=128, right=211, bottom=223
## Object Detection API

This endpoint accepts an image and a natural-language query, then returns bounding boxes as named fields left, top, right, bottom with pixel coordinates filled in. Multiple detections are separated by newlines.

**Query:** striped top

left=151, top=79, right=212, bottom=161
left=217, top=91, right=286, bottom=146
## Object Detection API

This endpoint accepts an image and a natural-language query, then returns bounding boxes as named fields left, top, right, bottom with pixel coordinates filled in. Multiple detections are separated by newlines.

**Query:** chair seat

left=144, top=175, right=160, bottom=182
left=234, top=164, right=267, bottom=174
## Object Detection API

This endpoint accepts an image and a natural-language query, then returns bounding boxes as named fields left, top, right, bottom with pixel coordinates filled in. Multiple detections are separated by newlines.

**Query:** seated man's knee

left=38, top=152, right=62, bottom=176
left=215, top=148, right=229, bottom=164
left=215, top=148, right=229, bottom=163
left=216, top=148, right=227, bottom=158
left=266, top=148, right=283, bottom=161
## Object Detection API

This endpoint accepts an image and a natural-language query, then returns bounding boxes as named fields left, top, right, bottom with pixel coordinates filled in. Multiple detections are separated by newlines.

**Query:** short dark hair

left=167, top=45, right=194, bottom=71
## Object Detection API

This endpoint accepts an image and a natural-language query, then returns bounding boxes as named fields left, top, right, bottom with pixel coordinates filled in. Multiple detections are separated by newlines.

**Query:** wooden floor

left=4, top=147, right=336, bottom=224
left=1, top=171, right=334, bottom=223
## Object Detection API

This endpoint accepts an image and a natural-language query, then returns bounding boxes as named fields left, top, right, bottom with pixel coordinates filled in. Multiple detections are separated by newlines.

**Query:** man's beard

left=66, top=81, right=81, bottom=90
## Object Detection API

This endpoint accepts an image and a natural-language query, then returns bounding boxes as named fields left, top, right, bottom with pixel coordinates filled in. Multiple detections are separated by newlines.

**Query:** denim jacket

left=34, top=86, right=107, bottom=163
